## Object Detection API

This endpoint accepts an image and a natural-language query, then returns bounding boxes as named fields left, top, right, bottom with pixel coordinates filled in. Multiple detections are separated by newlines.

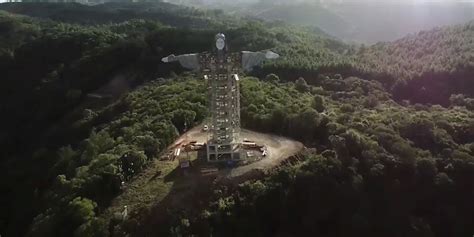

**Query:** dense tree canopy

left=163, top=76, right=474, bottom=237
left=0, top=2, right=473, bottom=237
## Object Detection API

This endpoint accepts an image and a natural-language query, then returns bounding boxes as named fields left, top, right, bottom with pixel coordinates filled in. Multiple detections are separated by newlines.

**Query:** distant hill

left=245, top=3, right=352, bottom=40
left=353, top=21, right=474, bottom=105
left=0, top=2, right=231, bottom=27
left=178, top=1, right=474, bottom=43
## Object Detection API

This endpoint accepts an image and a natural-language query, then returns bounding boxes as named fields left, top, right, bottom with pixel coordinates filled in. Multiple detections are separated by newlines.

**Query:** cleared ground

left=170, top=125, right=304, bottom=177
left=102, top=125, right=303, bottom=225
left=221, top=129, right=304, bottom=177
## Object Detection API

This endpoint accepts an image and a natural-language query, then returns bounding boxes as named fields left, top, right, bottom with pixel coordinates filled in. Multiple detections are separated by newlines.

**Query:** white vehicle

left=203, top=125, right=209, bottom=131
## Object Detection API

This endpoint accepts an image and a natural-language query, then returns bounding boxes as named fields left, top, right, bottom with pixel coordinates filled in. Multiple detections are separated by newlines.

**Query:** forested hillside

left=0, top=2, right=232, bottom=28
left=157, top=75, right=474, bottom=237
left=259, top=20, right=474, bottom=106
left=355, top=23, right=474, bottom=105
left=1, top=2, right=474, bottom=237
left=3, top=2, right=473, bottom=107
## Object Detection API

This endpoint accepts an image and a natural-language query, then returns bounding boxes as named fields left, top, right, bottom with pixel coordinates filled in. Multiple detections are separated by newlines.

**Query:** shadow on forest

left=117, top=149, right=217, bottom=236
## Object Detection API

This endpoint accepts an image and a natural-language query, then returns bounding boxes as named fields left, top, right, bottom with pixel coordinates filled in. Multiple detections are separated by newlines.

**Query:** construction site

left=103, top=124, right=303, bottom=226
left=158, top=33, right=290, bottom=175
left=104, top=33, right=305, bottom=227
left=160, top=125, right=303, bottom=177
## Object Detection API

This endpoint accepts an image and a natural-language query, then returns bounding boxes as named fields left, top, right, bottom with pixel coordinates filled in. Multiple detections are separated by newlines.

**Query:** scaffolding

left=201, top=53, right=242, bottom=162
left=161, top=33, right=279, bottom=163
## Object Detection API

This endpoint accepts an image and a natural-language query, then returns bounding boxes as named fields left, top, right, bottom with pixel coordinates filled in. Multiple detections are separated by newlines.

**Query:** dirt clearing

left=103, top=125, right=303, bottom=229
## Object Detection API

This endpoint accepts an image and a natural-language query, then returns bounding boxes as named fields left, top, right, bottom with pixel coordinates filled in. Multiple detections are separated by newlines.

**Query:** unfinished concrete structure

left=162, top=33, right=279, bottom=162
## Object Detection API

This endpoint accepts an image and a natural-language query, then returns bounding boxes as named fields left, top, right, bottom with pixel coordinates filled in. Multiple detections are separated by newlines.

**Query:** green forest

left=0, top=2, right=474, bottom=237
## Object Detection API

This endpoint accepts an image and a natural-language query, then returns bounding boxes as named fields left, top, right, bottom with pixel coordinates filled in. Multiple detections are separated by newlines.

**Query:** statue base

left=206, top=143, right=242, bottom=163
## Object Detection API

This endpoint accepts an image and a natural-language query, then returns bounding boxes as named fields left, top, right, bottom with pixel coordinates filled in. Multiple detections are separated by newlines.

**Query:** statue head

left=215, top=33, right=226, bottom=51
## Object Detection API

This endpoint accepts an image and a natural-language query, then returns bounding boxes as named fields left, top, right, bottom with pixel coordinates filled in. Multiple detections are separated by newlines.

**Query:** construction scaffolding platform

left=203, top=57, right=242, bottom=162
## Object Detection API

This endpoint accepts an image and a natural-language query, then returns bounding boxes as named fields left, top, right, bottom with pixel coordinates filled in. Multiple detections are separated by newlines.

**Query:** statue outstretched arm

left=161, top=53, right=200, bottom=71
left=241, top=50, right=279, bottom=72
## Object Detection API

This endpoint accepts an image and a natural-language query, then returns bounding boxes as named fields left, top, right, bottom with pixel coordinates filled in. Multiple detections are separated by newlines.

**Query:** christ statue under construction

left=161, top=33, right=279, bottom=162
